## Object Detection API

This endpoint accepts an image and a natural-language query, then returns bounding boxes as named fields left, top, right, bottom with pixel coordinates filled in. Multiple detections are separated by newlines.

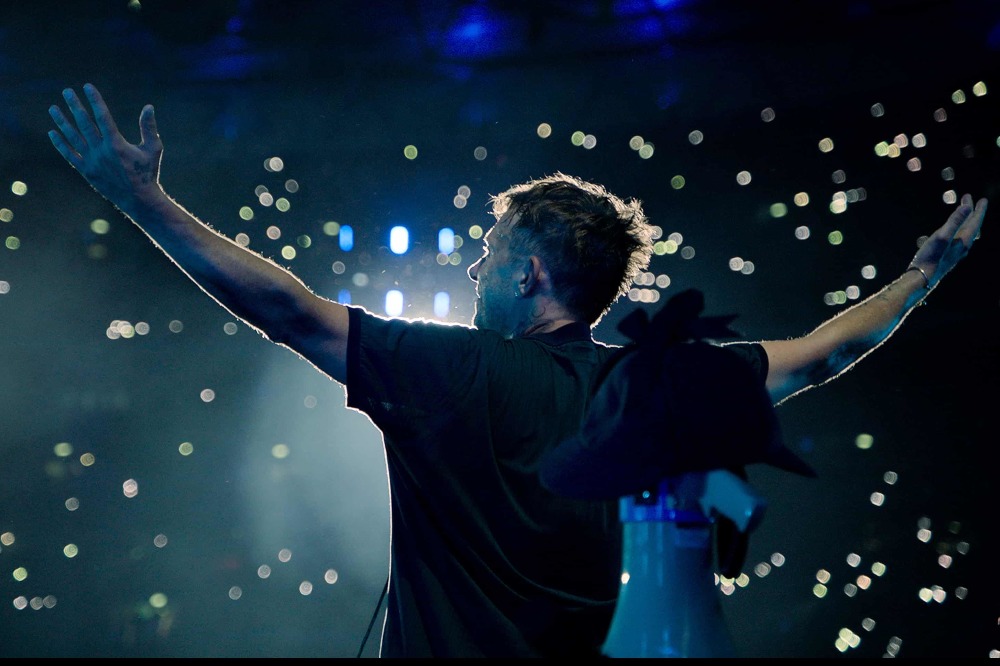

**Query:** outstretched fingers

left=48, top=128, right=83, bottom=170
left=938, top=195, right=986, bottom=250
left=61, top=88, right=102, bottom=147
left=955, top=197, right=987, bottom=248
left=83, top=83, right=122, bottom=141
left=48, top=104, right=85, bottom=158
left=911, top=194, right=987, bottom=282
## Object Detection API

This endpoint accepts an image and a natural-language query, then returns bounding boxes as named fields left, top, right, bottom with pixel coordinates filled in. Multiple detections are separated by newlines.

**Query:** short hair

left=489, top=172, right=654, bottom=326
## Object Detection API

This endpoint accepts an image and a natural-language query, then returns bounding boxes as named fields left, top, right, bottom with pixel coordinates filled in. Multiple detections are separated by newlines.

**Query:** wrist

left=900, top=264, right=932, bottom=308
left=905, top=264, right=931, bottom=290
left=118, top=185, right=171, bottom=220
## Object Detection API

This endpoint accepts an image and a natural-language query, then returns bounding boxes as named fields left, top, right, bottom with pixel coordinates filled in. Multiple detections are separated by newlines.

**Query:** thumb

left=139, top=105, right=161, bottom=150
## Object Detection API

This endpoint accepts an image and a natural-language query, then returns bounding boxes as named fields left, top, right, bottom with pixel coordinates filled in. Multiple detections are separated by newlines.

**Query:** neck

left=522, top=317, right=582, bottom=336
left=511, top=297, right=583, bottom=338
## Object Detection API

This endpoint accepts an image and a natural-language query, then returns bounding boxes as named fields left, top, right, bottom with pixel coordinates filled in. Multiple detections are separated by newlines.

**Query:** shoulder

left=350, top=304, right=501, bottom=345
left=719, top=340, right=769, bottom=379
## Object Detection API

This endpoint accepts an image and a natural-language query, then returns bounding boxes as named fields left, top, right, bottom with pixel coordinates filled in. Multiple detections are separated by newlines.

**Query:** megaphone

left=601, top=469, right=767, bottom=658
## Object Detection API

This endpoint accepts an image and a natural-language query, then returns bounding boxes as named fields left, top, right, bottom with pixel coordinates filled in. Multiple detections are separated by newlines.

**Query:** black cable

left=357, top=575, right=389, bottom=658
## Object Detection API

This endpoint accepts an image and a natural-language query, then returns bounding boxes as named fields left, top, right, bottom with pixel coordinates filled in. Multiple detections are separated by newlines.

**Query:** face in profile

left=467, top=214, right=519, bottom=335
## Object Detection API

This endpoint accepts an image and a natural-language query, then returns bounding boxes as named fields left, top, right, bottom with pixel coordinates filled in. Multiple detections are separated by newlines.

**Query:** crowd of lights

left=708, top=428, right=976, bottom=657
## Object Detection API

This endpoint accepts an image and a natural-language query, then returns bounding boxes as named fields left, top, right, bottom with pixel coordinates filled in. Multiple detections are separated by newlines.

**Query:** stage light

left=339, top=225, right=354, bottom=251
left=390, top=226, right=410, bottom=254
left=434, top=292, right=450, bottom=318
left=443, top=4, right=516, bottom=60
left=438, top=228, right=455, bottom=254
left=386, top=290, right=404, bottom=316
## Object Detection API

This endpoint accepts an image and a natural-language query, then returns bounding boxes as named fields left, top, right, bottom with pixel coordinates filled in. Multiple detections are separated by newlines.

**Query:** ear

left=517, top=255, right=545, bottom=297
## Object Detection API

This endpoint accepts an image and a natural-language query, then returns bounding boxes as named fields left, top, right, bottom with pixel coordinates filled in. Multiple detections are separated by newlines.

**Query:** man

left=47, top=83, right=986, bottom=658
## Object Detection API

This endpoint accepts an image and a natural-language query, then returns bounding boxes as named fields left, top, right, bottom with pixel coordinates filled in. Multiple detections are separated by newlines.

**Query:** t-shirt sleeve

left=719, top=341, right=769, bottom=381
left=345, top=305, right=499, bottom=441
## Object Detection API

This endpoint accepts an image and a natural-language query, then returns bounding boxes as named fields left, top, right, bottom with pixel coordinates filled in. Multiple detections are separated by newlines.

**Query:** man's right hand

left=48, top=83, right=164, bottom=215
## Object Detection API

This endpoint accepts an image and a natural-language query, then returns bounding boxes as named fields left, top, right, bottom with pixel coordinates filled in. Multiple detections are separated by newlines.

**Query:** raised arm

left=48, top=83, right=350, bottom=383
left=762, top=194, right=987, bottom=405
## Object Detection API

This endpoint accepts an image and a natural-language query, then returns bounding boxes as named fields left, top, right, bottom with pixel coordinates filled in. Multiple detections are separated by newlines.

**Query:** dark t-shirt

left=344, top=305, right=768, bottom=658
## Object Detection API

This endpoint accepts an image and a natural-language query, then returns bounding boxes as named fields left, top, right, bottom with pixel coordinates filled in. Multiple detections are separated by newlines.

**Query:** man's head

left=467, top=172, right=654, bottom=335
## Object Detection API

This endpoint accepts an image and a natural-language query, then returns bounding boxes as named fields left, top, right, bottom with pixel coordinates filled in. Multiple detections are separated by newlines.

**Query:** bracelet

left=907, top=264, right=930, bottom=289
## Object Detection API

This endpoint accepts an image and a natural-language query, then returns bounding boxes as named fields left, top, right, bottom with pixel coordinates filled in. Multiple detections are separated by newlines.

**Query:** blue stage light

left=385, top=290, right=404, bottom=317
left=390, top=226, right=409, bottom=255
left=340, top=225, right=354, bottom=252
left=434, top=292, right=450, bottom=318
left=438, top=228, right=455, bottom=255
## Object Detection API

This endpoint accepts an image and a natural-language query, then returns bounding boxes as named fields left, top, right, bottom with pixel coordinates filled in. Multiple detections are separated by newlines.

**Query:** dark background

left=1, top=0, right=997, bottom=658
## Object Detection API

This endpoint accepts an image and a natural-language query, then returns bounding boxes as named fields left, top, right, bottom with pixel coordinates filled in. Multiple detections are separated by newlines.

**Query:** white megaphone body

left=601, top=469, right=767, bottom=658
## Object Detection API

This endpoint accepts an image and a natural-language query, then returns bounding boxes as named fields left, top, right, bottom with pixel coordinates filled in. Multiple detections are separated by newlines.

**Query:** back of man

left=345, top=306, right=624, bottom=657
